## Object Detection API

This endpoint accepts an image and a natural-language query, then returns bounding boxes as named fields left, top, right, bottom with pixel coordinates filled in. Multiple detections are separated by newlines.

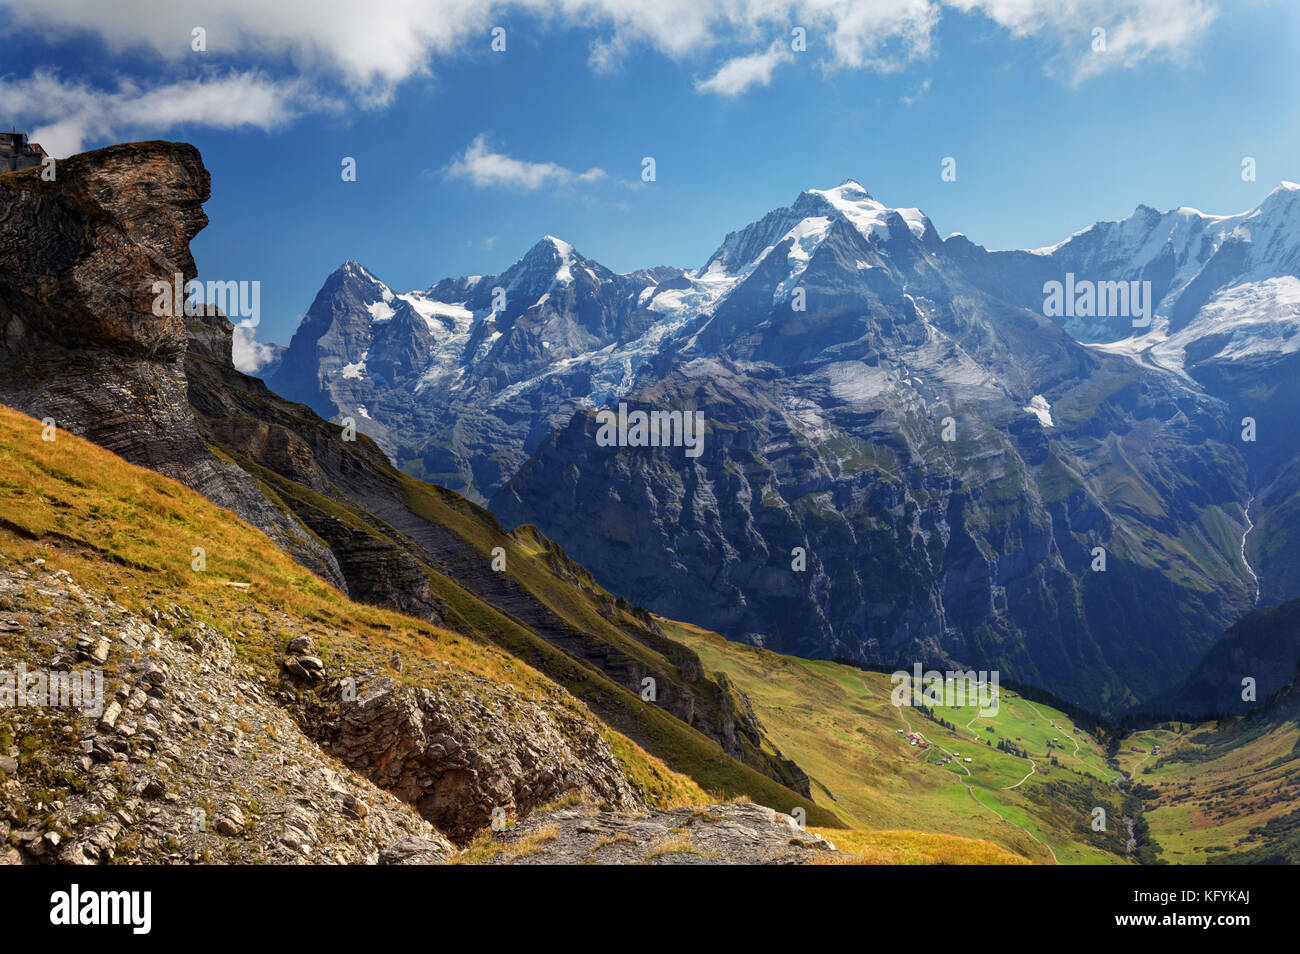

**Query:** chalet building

left=0, top=131, right=48, bottom=173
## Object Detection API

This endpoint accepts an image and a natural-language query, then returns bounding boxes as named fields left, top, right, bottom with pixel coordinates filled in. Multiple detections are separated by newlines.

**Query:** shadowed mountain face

left=0, top=142, right=827, bottom=812
left=1152, top=597, right=1300, bottom=717
left=273, top=180, right=1300, bottom=715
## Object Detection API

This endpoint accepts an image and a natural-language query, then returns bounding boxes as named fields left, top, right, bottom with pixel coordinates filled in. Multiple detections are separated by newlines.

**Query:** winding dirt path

left=965, top=786, right=1059, bottom=864
left=876, top=676, right=1059, bottom=863
left=1002, top=760, right=1038, bottom=790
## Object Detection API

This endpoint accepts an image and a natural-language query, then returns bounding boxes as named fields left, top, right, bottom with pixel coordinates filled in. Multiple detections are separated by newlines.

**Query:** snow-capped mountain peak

left=336, top=259, right=385, bottom=286
left=802, top=180, right=930, bottom=242
left=511, top=234, right=593, bottom=289
left=699, top=179, right=933, bottom=282
left=325, top=261, right=397, bottom=321
left=541, top=234, right=575, bottom=256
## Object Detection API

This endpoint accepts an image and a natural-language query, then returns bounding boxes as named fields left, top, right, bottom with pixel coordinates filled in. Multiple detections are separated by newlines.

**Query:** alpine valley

left=269, top=178, right=1300, bottom=718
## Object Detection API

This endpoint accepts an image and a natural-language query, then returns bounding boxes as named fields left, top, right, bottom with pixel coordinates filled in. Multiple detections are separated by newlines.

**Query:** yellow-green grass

left=0, top=404, right=708, bottom=811
left=929, top=689, right=1117, bottom=784
left=1115, top=726, right=1186, bottom=776
left=212, top=436, right=839, bottom=824
left=452, top=823, right=562, bottom=864
left=664, top=618, right=1133, bottom=864
left=811, top=828, right=1030, bottom=865
left=1121, top=719, right=1300, bottom=863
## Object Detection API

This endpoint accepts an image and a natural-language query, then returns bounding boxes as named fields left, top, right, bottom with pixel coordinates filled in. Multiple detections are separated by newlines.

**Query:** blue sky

left=1, top=0, right=1297, bottom=350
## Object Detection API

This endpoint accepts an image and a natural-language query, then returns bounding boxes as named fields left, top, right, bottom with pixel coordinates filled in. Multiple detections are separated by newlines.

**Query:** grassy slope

left=665, top=619, right=1134, bottom=864
left=1120, top=710, right=1300, bottom=864
left=0, top=404, right=709, bottom=810
left=0, top=404, right=1042, bottom=863
left=213, top=443, right=836, bottom=824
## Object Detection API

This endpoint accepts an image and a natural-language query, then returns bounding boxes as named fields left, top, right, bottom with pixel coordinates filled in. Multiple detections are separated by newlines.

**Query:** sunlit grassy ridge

left=0, top=404, right=707, bottom=810
left=810, top=828, right=1030, bottom=865
left=207, top=439, right=836, bottom=823
left=0, top=403, right=1055, bottom=863
left=663, top=618, right=1134, bottom=864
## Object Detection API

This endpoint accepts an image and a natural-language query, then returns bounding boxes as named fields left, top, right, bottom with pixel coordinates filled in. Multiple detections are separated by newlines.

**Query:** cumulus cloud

left=0, top=0, right=1220, bottom=94
left=947, top=0, right=1219, bottom=83
left=696, top=41, right=795, bottom=96
left=0, top=0, right=1222, bottom=151
left=0, top=69, right=303, bottom=156
left=0, top=0, right=494, bottom=94
left=446, top=135, right=606, bottom=191
left=231, top=322, right=281, bottom=375
left=818, top=0, right=939, bottom=72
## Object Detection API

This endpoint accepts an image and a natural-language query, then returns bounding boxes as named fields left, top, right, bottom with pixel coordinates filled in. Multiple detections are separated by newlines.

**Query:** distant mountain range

left=267, top=180, right=1300, bottom=715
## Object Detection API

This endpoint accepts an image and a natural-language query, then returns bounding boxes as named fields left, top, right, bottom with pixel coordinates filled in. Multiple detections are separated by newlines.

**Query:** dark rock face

left=492, top=364, right=1244, bottom=713
left=0, top=144, right=209, bottom=477
left=0, top=143, right=346, bottom=589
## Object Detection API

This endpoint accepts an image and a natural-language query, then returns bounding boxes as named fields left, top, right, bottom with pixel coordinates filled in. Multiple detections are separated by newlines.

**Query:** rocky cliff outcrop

left=0, top=556, right=454, bottom=865
left=309, top=675, right=640, bottom=843
left=0, top=143, right=345, bottom=590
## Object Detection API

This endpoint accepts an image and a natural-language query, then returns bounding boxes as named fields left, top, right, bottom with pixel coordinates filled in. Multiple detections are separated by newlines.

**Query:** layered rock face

left=0, top=143, right=345, bottom=589
left=312, top=675, right=640, bottom=843
left=0, top=144, right=208, bottom=476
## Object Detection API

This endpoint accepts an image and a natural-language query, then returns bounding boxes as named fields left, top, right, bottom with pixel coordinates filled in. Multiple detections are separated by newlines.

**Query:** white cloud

left=0, top=0, right=495, bottom=94
left=818, top=0, right=940, bottom=72
left=0, top=0, right=1223, bottom=149
left=946, top=0, right=1219, bottom=83
left=696, top=41, right=794, bottom=96
left=0, top=0, right=1221, bottom=90
left=0, top=69, right=302, bottom=156
left=446, top=135, right=607, bottom=191
left=231, top=322, right=280, bottom=374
